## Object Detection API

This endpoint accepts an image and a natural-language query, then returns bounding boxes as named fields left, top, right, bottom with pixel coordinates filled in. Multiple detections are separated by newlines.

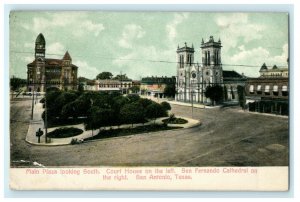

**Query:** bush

left=47, top=127, right=83, bottom=138
left=162, top=114, right=188, bottom=124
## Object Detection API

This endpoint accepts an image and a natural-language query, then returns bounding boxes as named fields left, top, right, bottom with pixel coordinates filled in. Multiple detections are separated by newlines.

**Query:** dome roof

left=35, top=33, right=46, bottom=45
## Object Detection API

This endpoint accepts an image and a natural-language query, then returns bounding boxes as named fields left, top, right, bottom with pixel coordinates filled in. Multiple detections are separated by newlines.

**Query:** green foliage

left=127, top=94, right=140, bottom=103
left=10, top=77, right=26, bottom=91
left=85, top=124, right=182, bottom=141
left=120, top=102, right=145, bottom=126
left=163, top=83, right=176, bottom=98
left=161, top=101, right=171, bottom=111
left=138, top=98, right=154, bottom=109
left=204, top=85, right=224, bottom=105
left=96, top=72, right=113, bottom=80
left=113, top=74, right=129, bottom=80
left=129, top=86, right=140, bottom=93
left=78, top=83, right=84, bottom=93
left=162, top=117, right=188, bottom=124
left=47, top=127, right=83, bottom=138
left=145, top=102, right=167, bottom=122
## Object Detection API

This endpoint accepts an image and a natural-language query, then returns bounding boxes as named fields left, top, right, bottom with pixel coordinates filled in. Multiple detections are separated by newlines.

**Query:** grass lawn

left=84, top=124, right=182, bottom=141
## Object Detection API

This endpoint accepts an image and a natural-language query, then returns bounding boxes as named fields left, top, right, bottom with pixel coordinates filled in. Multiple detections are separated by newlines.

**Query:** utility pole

left=31, top=84, right=35, bottom=120
left=44, top=89, right=48, bottom=143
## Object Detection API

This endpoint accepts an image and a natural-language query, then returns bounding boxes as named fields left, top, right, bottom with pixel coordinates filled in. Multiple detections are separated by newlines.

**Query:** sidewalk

left=25, top=101, right=201, bottom=146
left=167, top=100, right=207, bottom=109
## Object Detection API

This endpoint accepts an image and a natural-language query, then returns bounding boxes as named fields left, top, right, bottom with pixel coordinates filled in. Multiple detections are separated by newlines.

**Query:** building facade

left=140, top=76, right=176, bottom=98
left=223, top=70, right=247, bottom=101
left=27, top=33, right=78, bottom=92
left=245, top=63, right=289, bottom=115
left=176, top=36, right=246, bottom=103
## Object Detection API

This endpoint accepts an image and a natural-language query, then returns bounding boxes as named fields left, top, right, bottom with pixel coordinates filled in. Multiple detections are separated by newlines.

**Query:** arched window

left=249, top=85, right=254, bottom=94
left=265, top=85, right=270, bottom=95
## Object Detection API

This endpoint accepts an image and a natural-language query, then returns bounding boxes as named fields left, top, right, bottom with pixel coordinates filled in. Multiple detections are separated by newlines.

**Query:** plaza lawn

left=84, top=124, right=182, bottom=141
left=47, top=127, right=83, bottom=138
left=162, top=117, right=188, bottom=124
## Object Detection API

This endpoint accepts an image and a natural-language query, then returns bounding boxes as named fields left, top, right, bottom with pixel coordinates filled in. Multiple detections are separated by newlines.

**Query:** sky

left=9, top=11, right=289, bottom=80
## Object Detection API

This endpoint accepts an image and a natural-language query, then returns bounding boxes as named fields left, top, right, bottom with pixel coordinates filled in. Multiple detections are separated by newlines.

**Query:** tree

left=145, top=102, right=167, bottom=124
left=120, top=102, right=145, bottom=127
left=113, top=74, right=129, bottom=80
left=10, top=76, right=26, bottom=91
left=161, top=101, right=171, bottom=111
left=86, top=106, right=113, bottom=131
left=78, top=83, right=84, bottom=93
left=96, top=72, right=113, bottom=80
left=237, top=85, right=246, bottom=109
left=127, top=94, right=140, bottom=103
left=163, top=83, right=176, bottom=98
left=204, top=85, right=224, bottom=106
left=129, top=86, right=140, bottom=94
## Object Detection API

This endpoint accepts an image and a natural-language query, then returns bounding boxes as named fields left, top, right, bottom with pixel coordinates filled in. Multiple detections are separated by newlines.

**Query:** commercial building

left=140, top=76, right=176, bottom=98
left=245, top=63, right=289, bottom=115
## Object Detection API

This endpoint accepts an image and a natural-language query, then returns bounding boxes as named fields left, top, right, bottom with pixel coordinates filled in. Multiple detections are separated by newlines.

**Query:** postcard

left=9, top=11, right=289, bottom=190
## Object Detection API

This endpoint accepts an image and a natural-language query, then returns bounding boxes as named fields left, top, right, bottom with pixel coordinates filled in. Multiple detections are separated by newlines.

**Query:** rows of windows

left=249, top=84, right=288, bottom=96
left=99, top=84, right=132, bottom=88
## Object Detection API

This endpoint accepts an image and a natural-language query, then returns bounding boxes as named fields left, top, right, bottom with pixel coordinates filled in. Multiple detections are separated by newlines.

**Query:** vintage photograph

left=9, top=11, right=289, bottom=171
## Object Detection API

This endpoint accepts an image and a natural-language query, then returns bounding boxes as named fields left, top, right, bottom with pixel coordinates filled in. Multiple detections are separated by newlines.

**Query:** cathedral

left=27, top=33, right=78, bottom=92
left=176, top=36, right=246, bottom=103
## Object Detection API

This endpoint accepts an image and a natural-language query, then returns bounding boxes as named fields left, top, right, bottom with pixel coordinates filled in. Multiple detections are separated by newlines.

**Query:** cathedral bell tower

left=176, top=42, right=195, bottom=102
left=34, top=33, right=46, bottom=92
left=201, top=36, right=222, bottom=86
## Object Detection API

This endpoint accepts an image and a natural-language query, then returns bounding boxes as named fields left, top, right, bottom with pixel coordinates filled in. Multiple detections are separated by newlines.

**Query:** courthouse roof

left=63, top=51, right=72, bottom=60
left=27, top=58, right=78, bottom=69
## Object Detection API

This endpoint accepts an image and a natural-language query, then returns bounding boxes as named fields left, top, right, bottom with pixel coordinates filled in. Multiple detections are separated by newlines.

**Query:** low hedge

left=47, top=127, right=83, bottom=138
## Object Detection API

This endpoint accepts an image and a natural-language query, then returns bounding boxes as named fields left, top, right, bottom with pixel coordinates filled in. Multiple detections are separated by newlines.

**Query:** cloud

left=23, top=56, right=34, bottom=63
left=22, top=13, right=105, bottom=38
left=112, top=45, right=175, bottom=79
left=47, top=42, right=65, bottom=55
left=215, top=13, right=266, bottom=48
left=74, top=60, right=99, bottom=79
left=73, top=20, right=105, bottom=37
left=227, top=43, right=289, bottom=77
left=118, top=24, right=145, bottom=48
left=166, top=13, right=189, bottom=42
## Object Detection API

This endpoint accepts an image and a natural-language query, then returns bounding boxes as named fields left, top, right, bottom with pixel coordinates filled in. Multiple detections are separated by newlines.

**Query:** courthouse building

left=27, top=33, right=78, bottom=92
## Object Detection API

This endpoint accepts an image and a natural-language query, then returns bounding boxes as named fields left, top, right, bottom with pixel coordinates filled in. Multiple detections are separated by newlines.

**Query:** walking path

left=25, top=99, right=200, bottom=146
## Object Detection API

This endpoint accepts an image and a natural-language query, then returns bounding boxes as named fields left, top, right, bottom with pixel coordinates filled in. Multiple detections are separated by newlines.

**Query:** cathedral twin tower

left=176, top=36, right=223, bottom=103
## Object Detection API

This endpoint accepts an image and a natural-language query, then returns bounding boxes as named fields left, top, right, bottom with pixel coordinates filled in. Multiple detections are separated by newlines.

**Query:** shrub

left=47, top=127, right=83, bottom=138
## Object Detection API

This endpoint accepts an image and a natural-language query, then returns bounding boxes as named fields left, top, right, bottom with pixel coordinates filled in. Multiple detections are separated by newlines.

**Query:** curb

left=26, top=116, right=201, bottom=146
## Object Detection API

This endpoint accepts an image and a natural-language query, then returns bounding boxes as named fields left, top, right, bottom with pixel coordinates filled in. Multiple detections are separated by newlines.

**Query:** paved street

left=10, top=98, right=289, bottom=167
